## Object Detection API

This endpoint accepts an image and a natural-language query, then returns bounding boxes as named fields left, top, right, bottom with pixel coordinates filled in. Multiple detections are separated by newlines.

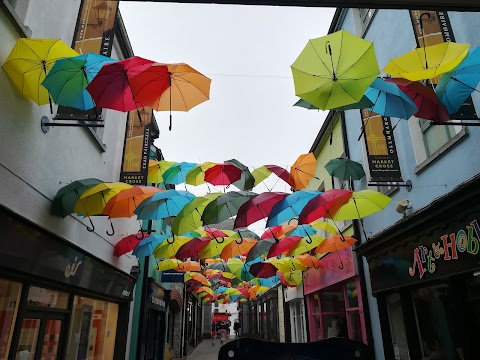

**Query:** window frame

left=2, top=0, right=32, bottom=37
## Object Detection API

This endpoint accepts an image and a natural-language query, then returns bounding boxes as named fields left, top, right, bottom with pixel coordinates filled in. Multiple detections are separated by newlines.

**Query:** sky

left=120, top=2, right=335, bottom=196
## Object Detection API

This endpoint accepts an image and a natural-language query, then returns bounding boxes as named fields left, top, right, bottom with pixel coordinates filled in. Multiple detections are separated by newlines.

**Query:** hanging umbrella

left=267, top=236, right=303, bottom=258
left=246, top=239, right=276, bottom=262
left=162, top=162, right=197, bottom=185
left=2, top=38, right=79, bottom=109
left=309, top=220, right=338, bottom=235
left=221, top=238, right=258, bottom=259
left=266, top=190, right=321, bottom=227
left=315, top=235, right=357, bottom=254
left=225, top=159, right=255, bottom=191
left=133, top=234, right=169, bottom=257
left=131, top=63, right=211, bottom=131
left=290, top=153, right=318, bottom=190
left=114, top=233, right=148, bottom=257
left=157, top=259, right=183, bottom=271
left=288, top=235, right=326, bottom=256
left=175, top=260, right=201, bottom=272
left=324, top=158, right=365, bottom=182
left=204, top=163, right=243, bottom=186
left=52, top=178, right=103, bottom=218
left=153, top=236, right=192, bottom=259
left=148, top=160, right=177, bottom=184
left=294, top=96, right=375, bottom=111
left=195, top=287, right=214, bottom=296
left=134, top=190, right=196, bottom=220
left=184, top=272, right=211, bottom=286
left=185, top=162, right=217, bottom=186
left=264, top=165, right=293, bottom=187
left=364, top=78, right=418, bottom=120
left=332, top=190, right=392, bottom=221
left=291, top=30, right=379, bottom=110
left=74, top=182, right=132, bottom=216
left=285, top=224, right=317, bottom=237
left=175, top=237, right=213, bottom=259
left=171, top=193, right=223, bottom=235
left=295, top=254, right=322, bottom=269
left=261, top=225, right=297, bottom=240
left=227, top=258, right=246, bottom=277
left=235, top=192, right=289, bottom=228
left=252, top=166, right=272, bottom=187
left=86, top=56, right=155, bottom=113
left=199, top=238, right=233, bottom=259
left=249, top=262, right=278, bottom=278
left=201, top=191, right=257, bottom=225
left=281, top=271, right=303, bottom=287
left=436, top=47, right=480, bottom=115
left=103, top=186, right=162, bottom=218
left=383, top=42, right=470, bottom=81
left=41, top=53, right=116, bottom=111
left=270, top=257, right=306, bottom=272
left=231, top=228, right=260, bottom=241
left=385, top=78, right=450, bottom=123
left=298, top=189, right=353, bottom=224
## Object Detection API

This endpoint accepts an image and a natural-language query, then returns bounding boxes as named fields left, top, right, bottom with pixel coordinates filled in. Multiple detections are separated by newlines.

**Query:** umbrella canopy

left=162, top=162, right=197, bottom=185
left=281, top=271, right=303, bottom=286
left=114, top=233, right=147, bottom=257
left=291, top=30, right=379, bottom=110
left=195, top=287, right=214, bottom=296
left=157, top=259, right=183, bottom=271
left=175, top=260, right=201, bottom=272
left=227, top=258, right=246, bottom=277
left=86, top=56, right=155, bottom=112
left=295, top=254, right=322, bottom=269
left=294, top=96, right=374, bottom=111
left=133, top=234, right=169, bottom=257
left=226, top=159, right=255, bottom=191
left=175, top=237, right=212, bottom=259
left=134, top=190, right=196, bottom=220
left=2, top=38, right=79, bottom=105
left=74, top=182, right=132, bottom=216
left=131, top=63, right=211, bottom=130
left=385, top=78, right=450, bottom=123
left=185, top=162, right=217, bottom=186
left=324, top=158, right=365, bottom=181
left=310, top=220, right=339, bottom=235
left=261, top=225, right=297, bottom=240
left=270, top=257, right=307, bottom=272
left=204, top=163, right=243, bottom=186
left=298, top=189, right=353, bottom=224
left=285, top=224, right=317, bottom=237
left=52, top=178, right=102, bottom=218
left=288, top=235, right=326, bottom=256
left=252, top=166, right=272, bottom=187
left=103, top=186, right=161, bottom=218
left=202, top=191, right=257, bottom=225
left=221, top=238, right=258, bottom=259
left=184, top=272, right=211, bottom=286
left=315, top=235, right=357, bottom=254
left=264, top=165, right=293, bottom=187
left=246, top=239, right=276, bottom=262
left=332, top=190, right=392, bottom=221
left=266, top=190, right=320, bottom=227
left=235, top=192, right=289, bottom=228
left=436, top=47, right=480, bottom=115
left=384, top=42, right=470, bottom=81
left=148, top=160, right=177, bottom=184
left=249, top=262, right=278, bottom=278
left=290, top=153, right=318, bottom=190
left=364, top=78, right=418, bottom=119
left=199, top=238, right=233, bottom=259
left=267, top=236, right=303, bottom=258
left=42, top=53, right=116, bottom=110
left=153, top=236, right=192, bottom=259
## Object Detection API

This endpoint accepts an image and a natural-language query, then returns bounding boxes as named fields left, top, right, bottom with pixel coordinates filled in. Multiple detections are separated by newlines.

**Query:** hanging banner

left=362, top=110, right=403, bottom=182
left=409, top=10, right=478, bottom=120
left=120, top=108, right=154, bottom=185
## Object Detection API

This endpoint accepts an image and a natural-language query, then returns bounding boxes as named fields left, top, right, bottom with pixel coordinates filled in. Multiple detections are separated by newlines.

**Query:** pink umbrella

left=267, top=236, right=303, bottom=258
left=204, top=164, right=243, bottom=186
left=235, top=192, right=289, bottom=228
left=299, top=189, right=353, bottom=224
left=264, top=165, right=293, bottom=186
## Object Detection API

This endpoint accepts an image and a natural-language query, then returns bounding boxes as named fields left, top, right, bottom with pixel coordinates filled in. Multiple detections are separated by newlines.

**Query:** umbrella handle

left=287, top=217, right=299, bottom=225
left=136, top=228, right=145, bottom=240
left=169, top=114, right=172, bottom=131
left=419, top=12, right=431, bottom=35
left=167, top=237, right=175, bottom=245
left=106, top=220, right=115, bottom=236
left=86, top=217, right=95, bottom=232
left=235, top=238, right=243, bottom=245
left=217, top=237, right=225, bottom=244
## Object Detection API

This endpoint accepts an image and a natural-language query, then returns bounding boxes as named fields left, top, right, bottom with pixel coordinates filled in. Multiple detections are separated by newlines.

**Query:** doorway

left=12, top=310, right=67, bottom=360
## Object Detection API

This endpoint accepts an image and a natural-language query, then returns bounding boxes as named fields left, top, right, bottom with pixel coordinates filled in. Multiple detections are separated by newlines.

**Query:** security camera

left=396, top=200, right=411, bottom=214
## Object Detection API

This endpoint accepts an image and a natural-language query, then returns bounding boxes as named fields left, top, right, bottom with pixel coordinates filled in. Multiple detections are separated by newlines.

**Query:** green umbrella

left=252, top=166, right=271, bottom=187
left=291, top=30, right=379, bottom=110
left=226, top=159, right=255, bottom=191
left=325, top=158, right=365, bottom=181
left=201, top=191, right=257, bottom=225
left=294, top=96, right=374, bottom=111
left=52, top=178, right=103, bottom=218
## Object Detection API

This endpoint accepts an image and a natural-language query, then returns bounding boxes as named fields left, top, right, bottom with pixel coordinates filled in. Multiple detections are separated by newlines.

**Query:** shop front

left=284, top=286, right=307, bottom=343
left=358, top=175, right=480, bottom=360
left=257, top=288, right=279, bottom=342
left=238, top=300, right=258, bottom=337
left=0, top=207, right=134, bottom=360
left=304, top=247, right=367, bottom=344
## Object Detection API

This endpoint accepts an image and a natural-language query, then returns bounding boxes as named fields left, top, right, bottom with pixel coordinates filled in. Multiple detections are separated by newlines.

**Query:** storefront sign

left=120, top=108, right=154, bottom=185
left=361, top=110, right=403, bottom=182
left=148, top=279, right=169, bottom=312
left=0, top=209, right=134, bottom=300
left=304, top=247, right=356, bottom=295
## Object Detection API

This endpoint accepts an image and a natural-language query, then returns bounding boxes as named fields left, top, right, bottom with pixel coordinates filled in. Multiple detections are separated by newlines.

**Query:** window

left=3, top=0, right=31, bottom=34
left=386, top=293, right=409, bottom=360
left=0, top=278, right=22, bottom=359
left=420, top=119, right=459, bottom=158
left=354, top=9, right=377, bottom=37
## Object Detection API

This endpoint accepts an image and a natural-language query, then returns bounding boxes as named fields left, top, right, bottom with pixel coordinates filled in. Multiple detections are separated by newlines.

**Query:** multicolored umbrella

left=288, top=235, right=326, bottom=256
left=185, top=272, right=211, bottom=286
left=298, top=189, right=353, bottom=224
left=148, top=160, right=177, bottom=184
left=133, top=234, right=169, bottom=257
left=134, top=190, right=196, bottom=220
left=290, top=153, right=318, bottom=190
left=235, top=192, right=289, bottom=228
left=153, top=236, right=192, bottom=259
left=162, top=162, right=197, bottom=185
left=52, top=178, right=102, bottom=218
left=267, top=236, right=303, bottom=258
left=324, top=158, right=365, bottom=181
left=74, top=182, right=132, bottom=216
left=103, top=186, right=161, bottom=218
left=266, top=190, right=320, bottom=227
left=201, top=191, right=257, bottom=225
left=185, top=162, right=217, bottom=186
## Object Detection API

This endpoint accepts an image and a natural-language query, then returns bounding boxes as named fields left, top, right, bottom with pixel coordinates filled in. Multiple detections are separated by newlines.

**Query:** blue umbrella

left=163, top=162, right=197, bottom=185
left=42, top=53, right=116, bottom=110
left=266, top=191, right=321, bottom=227
left=286, top=224, right=317, bottom=237
left=133, top=234, right=170, bottom=257
left=436, top=47, right=480, bottom=114
left=240, top=258, right=262, bottom=281
left=134, top=190, right=196, bottom=220
left=252, top=274, right=280, bottom=287
left=365, top=78, right=418, bottom=119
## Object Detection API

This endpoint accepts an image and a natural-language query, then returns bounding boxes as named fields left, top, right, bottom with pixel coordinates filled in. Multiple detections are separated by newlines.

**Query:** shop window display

left=0, top=278, right=22, bottom=358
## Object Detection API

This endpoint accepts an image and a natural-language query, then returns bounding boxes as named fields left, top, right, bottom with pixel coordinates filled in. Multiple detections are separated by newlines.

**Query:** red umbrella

left=175, top=237, right=212, bottom=259
left=203, top=227, right=230, bottom=239
left=237, top=287, right=249, bottom=297
left=386, top=78, right=450, bottom=123
left=86, top=56, right=156, bottom=112
left=264, top=165, right=293, bottom=187
left=249, top=262, right=278, bottom=278
left=114, top=233, right=149, bottom=257
left=299, top=189, right=353, bottom=224
left=267, top=236, right=303, bottom=258
left=235, top=192, right=289, bottom=228
left=204, top=164, right=243, bottom=186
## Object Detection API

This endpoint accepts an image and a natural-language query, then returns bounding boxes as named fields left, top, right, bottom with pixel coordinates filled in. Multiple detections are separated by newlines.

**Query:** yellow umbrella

left=332, top=190, right=392, bottom=221
left=175, top=260, right=201, bottom=272
left=147, top=160, right=177, bottom=184
left=2, top=38, right=78, bottom=106
left=282, top=270, right=303, bottom=286
left=156, top=259, right=183, bottom=271
left=199, top=238, right=233, bottom=259
left=288, top=235, right=326, bottom=256
left=310, top=220, right=338, bottom=235
left=184, top=272, right=211, bottom=286
left=153, top=236, right=192, bottom=258
left=185, top=162, right=217, bottom=186
left=195, top=286, right=214, bottom=296
left=270, top=257, right=307, bottom=273
left=74, top=182, right=132, bottom=216
left=383, top=42, right=470, bottom=81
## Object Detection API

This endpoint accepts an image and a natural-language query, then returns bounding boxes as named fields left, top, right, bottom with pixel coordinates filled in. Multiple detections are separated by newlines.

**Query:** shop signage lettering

left=122, top=290, right=131, bottom=297
left=64, top=257, right=82, bottom=278
left=151, top=296, right=166, bottom=307
left=409, top=220, right=480, bottom=278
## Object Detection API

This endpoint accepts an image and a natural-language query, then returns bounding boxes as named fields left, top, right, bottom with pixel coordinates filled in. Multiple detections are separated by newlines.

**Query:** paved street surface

left=186, top=337, right=233, bottom=360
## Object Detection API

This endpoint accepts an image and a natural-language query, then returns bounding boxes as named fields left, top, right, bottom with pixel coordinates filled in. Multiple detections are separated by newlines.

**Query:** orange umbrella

left=204, top=258, right=224, bottom=265
left=103, top=186, right=162, bottom=218
left=315, top=235, right=357, bottom=254
left=185, top=272, right=210, bottom=286
left=175, top=260, right=201, bottom=272
left=220, top=238, right=258, bottom=258
left=261, top=225, right=297, bottom=240
left=295, top=254, right=323, bottom=269
left=289, top=153, right=318, bottom=190
left=195, top=286, right=214, bottom=296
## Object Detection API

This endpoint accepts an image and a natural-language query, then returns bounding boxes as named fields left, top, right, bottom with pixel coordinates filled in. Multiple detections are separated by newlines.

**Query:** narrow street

left=186, top=337, right=233, bottom=360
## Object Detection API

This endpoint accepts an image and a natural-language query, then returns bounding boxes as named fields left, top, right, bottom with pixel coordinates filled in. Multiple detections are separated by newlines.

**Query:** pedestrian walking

left=234, top=319, right=241, bottom=339
left=211, top=321, right=217, bottom=346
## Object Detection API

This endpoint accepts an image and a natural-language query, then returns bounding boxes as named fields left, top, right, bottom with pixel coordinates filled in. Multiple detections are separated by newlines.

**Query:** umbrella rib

left=172, top=73, right=211, bottom=100
left=336, top=44, right=373, bottom=78
left=308, top=39, right=334, bottom=77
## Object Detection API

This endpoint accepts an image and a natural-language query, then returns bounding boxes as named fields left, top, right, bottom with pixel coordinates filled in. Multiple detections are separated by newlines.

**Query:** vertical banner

left=409, top=10, right=478, bottom=120
left=362, top=109, right=403, bottom=182
left=120, top=108, right=154, bottom=185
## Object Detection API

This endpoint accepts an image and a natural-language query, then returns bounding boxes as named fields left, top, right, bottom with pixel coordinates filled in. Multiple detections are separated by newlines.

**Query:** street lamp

left=90, top=1, right=112, bottom=29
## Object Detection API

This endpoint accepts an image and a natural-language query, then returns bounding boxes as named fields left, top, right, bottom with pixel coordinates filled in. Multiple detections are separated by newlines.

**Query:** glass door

left=14, top=312, right=66, bottom=360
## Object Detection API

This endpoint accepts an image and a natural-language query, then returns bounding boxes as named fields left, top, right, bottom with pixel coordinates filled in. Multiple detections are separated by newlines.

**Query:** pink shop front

left=304, top=247, right=367, bottom=344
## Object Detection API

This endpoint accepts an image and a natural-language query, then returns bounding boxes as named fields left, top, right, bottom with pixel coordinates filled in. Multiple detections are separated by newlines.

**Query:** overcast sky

left=120, top=3, right=335, bottom=186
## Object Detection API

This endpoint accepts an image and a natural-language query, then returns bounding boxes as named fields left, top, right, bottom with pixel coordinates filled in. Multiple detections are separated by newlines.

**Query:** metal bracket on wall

left=432, top=121, right=480, bottom=126
left=41, top=115, right=104, bottom=133
left=368, top=179, right=413, bottom=192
